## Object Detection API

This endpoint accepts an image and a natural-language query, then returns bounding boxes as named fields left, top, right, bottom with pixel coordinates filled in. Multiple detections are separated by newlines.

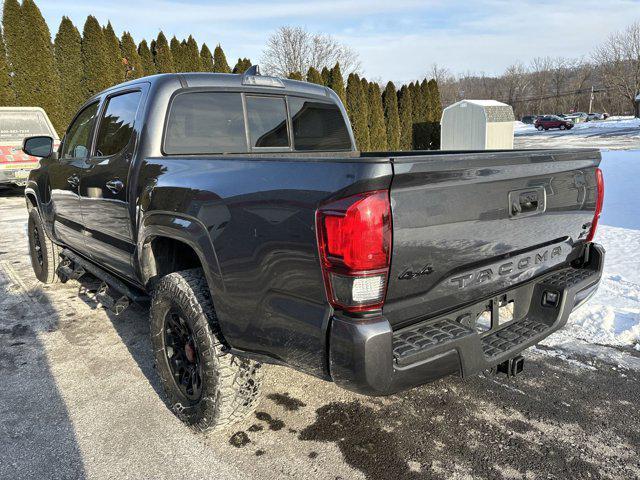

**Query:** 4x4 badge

left=399, top=264, right=434, bottom=280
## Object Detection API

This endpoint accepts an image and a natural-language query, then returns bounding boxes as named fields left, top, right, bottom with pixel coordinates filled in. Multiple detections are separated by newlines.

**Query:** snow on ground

left=514, top=116, right=639, bottom=150
left=540, top=149, right=640, bottom=356
left=515, top=116, right=640, bottom=133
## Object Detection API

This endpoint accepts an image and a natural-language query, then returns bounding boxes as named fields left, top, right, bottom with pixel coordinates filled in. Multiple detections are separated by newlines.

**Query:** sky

left=34, top=0, right=640, bottom=84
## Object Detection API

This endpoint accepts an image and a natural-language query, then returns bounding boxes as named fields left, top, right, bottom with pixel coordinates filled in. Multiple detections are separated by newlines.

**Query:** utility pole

left=588, top=85, right=594, bottom=114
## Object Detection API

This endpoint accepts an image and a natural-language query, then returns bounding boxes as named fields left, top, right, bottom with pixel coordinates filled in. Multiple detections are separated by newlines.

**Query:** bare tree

left=593, top=20, right=640, bottom=111
left=261, top=26, right=360, bottom=78
left=502, top=62, right=530, bottom=115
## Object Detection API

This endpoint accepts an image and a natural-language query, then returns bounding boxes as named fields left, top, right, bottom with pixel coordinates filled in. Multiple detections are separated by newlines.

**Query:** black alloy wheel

left=163, top=309, right=203, bottom=401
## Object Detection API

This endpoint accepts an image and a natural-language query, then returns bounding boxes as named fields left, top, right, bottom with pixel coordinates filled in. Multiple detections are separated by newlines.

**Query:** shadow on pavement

left=0, top=272, right=86, bottom=479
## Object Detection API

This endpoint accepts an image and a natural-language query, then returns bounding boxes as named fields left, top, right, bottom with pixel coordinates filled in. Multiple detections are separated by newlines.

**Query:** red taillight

left=586, top=167, right=604, bottom=242
left=316, top=190, right=392, bottom=313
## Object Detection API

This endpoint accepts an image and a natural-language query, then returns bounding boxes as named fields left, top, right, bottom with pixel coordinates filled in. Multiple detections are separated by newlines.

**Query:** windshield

left=0, top=109, right=56, bottom=143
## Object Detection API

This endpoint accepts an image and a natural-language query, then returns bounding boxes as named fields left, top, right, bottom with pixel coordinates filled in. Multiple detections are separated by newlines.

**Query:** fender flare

left=138, top=211, right=229, bottom=334
left=24, top=185, right=56, bottom=240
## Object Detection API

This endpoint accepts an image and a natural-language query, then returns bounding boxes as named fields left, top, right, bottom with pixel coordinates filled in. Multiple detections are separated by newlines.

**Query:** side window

left=95, top=91, right=142, bottom=157
left=288, top=98, right=352, bottom=151
left=61, top=102, right=99, bottom=159
left=245, top=96, right=289, bottom=148
left=164, top=92, right=246, bottom=154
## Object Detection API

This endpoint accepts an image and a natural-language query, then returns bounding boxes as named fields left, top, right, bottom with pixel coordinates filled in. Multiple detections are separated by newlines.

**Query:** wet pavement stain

left=299, top=401, right=422, bottom=480
left=229, top=431, right=250, bottom=448
left=255, top=411, right=285, bottom=431
left=267, top=392, right=307, bottom=411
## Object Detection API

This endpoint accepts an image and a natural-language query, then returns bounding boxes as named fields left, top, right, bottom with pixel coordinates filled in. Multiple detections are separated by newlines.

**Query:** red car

left=535, top=115, right=573, bottom=131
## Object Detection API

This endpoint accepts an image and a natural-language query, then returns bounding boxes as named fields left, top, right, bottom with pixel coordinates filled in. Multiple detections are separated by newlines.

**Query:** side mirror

left=22, top=135, right=54, bottom=158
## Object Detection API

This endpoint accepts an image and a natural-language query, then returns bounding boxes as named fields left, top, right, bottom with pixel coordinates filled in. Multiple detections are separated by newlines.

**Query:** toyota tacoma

left=22, top=67, right=605, bottom=431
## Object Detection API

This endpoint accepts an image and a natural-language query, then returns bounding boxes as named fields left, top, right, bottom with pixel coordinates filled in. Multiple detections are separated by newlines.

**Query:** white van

left=0, top=107, right=59, bottom=187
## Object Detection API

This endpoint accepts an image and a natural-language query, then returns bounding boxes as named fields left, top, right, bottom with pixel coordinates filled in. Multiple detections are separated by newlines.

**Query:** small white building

left=440, top=100, right=515, bottom=150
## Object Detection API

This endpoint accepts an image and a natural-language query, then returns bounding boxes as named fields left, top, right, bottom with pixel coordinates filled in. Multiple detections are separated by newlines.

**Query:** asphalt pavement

left=1, top=191, right=639, bottom=480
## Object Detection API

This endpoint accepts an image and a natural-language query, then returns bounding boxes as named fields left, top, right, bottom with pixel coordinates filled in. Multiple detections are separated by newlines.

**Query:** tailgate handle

left=510, top=188, right=544, bottom=217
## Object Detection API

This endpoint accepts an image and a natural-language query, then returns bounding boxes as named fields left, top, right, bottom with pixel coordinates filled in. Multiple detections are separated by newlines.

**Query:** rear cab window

left=163, top=91, right=352, bottom=154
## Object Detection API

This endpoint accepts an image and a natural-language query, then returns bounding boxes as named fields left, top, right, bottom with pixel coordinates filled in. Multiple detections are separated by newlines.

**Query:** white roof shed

left=440, top=100, right=515, bottom=150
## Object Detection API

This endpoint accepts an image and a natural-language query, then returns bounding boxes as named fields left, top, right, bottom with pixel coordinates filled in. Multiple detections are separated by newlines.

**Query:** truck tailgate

left=384, top=149, right=601, bottom=328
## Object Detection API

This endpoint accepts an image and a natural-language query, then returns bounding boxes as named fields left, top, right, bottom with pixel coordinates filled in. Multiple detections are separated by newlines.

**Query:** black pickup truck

left=22, top=67, right=605, bottom=431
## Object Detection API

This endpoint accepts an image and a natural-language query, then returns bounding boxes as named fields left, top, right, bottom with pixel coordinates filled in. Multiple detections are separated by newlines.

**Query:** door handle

left=105, top=179, right=124, bottom=194
left=67, top=174, right=79, bottom=187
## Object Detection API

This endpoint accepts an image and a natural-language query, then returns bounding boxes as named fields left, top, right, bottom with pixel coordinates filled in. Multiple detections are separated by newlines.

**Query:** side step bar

left=58, top=249, right=149, bottom=315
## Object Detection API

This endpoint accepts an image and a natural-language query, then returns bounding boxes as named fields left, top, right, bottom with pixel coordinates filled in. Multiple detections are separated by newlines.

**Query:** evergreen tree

left=170, top=36, right=184, bottom=71
left=54, top=17, right=83, bottom=128
left=327, top=63, right=346, bottom=106
left=287, top=71, right=303, bottom=80
left=103, top=22, right=124, bottom=86
left=154, top=31, right=174, bottom=73
left=200, top=43, right=213, bottom=72
left=320, top=66, right=330, bottom=86
left=383, top=81, right=400, bottom=151
left=138, top=40, right=156, bottom=76
left=306, top=67, right=322, bottom=84
left=0, top=25, right=16, bottom=106
left=121, top=32, right=143, bottom=79
left=81, top=15, right=110, bottom=97
left=367, top=82, right=387, bottom=151
left=232, top=58, right=251, bottom=74
left=398, top=85, right=413, bottom=151
left=19, top=0, right=62, bottom=130
left=427, top=79, right=442, bottom=149
left=346, top=73, right=369, bottom=151
left=416, top=79, right=432, bottom=149
left=2, top=0, right=27, bottom=105
left=409, top=81, right=429, bottom=149
left=360, top=77, right=371, bottom=147
left=182, top=35, right=202, bottom=72
left=212, top=44, right=231, bottom=73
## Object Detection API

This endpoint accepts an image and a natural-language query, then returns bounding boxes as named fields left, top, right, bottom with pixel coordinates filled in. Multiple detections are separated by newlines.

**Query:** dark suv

left=535, top=115, right=574, bottom=131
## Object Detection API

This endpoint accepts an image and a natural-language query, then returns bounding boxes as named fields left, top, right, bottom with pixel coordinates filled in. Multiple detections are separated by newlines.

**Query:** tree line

left=435, top=20, right=640, bottom=118
left=0, top=0, right=251, bottom=134
left=0, top=0, right=442, bottom=150
left=290, top=64, right=441, bottom=150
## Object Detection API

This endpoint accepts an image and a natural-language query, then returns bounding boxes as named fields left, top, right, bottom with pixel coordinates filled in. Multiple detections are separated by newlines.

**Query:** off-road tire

left=27, top=209, right=60, bottom=284
left=537, top=125, right=544, bottom=131
left=150, top=268, right=264, bottom=432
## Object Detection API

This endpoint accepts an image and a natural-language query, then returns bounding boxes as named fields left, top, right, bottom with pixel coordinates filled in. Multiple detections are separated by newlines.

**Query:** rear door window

left=288, top=98, right=352, bottom=151
left=245, top=96, right=289, bottom=148
left=164, top=92, right=246, bottom=154
left=95, top=91, right=142, bottom=157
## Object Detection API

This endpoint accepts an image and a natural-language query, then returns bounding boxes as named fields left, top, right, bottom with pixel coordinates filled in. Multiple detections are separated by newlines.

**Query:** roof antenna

left=243, top=65, right=260, bottom=76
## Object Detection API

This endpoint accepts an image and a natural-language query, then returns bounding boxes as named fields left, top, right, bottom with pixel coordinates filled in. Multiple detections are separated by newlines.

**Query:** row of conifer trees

left=0, top=0, right=441, bottom=150
left=299, top=64, right=442, bottom=150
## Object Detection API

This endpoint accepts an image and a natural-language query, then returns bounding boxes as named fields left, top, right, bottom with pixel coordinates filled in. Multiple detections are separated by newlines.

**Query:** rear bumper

left=328, top=242, right=605, bottom=396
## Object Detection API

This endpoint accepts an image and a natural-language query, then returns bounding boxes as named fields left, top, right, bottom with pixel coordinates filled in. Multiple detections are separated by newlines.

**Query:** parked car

left=0, top=107, right=58, bottom=188
left=535, top=115, right=574, bottom=131
left=587, top=113, right=607, bottom=121
left=564, top=112, right=588, bottom=123
left=22, top=68, right=605, bottom=432
left=521, top=115, right=539, bottom=124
